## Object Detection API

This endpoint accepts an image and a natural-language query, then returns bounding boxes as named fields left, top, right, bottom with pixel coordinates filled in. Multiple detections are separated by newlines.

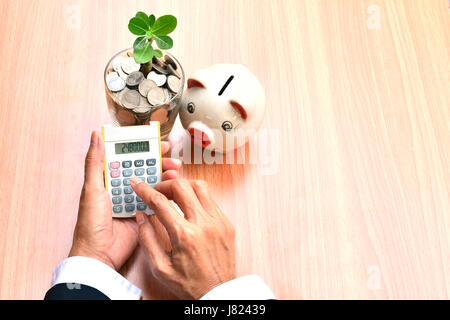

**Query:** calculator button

left=123, top=178, right=131, bottom=186
left=124, top=195, right=135, bottom=203
left=122, top=161, right=132, bottom=168
left=110, top=170, right=121, bottom=178
left=112, top=196, right=122, bottom=204
left=137, top=203, right=147, bottom=211
left=111, top=188, right=121, bottom=195
left=113, top=205, right=123, bottom=213
left=123, top=186, right=133, bottom=194
left=111, top=179, right=121, bottom=187
left=123, top=169, right=133, bottom=177
left=146, top=159, right=156, bottom=166
left=147, top=176, right=157, bottom=184
left=109, top=162, right=120, bottom=170
left=136, top=196, right=143, bottom=202
left=125, top=204, right=135, bottom=212
left=135, top=168, right=145, bottom=176
left=134, top=160, right=144, bottom=167
left=147, top=167, right=157, bottom=175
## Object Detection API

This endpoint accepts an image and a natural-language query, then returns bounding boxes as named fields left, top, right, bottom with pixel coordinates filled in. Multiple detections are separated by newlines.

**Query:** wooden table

left=0, top=0, right=448, bottom=299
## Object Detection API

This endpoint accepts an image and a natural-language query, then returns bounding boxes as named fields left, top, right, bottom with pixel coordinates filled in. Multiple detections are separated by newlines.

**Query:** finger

left=154, top=179, right=203, bottom=222
left=161, top=141, right=170, bottom=155
left=136, top=212, right=170, bottom=268
left=162, top=157, right=182, bottom=172
left=162, top=169, right=178, bottom=181
left=84, top=131, right=105, bottom=190
left=130, top=178, right=183, bottom=240
left=190, top=180, right=216, bottom=213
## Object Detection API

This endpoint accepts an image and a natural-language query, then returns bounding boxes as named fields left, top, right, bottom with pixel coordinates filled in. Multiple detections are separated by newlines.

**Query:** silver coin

left=106, top=71, right=119, bottom=83
left=122, top=89, right=141, bottom=109
left=117, top=65, right=128, bottom=80
left=126, top=71, right=144, bottom=87
left=107, top=76, right=126, bottom=92
left=121, top=57, right=141, bottom=74
left=147, top=86, right=166, bottom=106
left=138, top=79, right=157, bottom=97
left=152, top=62, right=168, bottom=75
left=164, top=55, right=177, bottom=70
left=112, top=56, right=126, bottom=73
left=147, top=71, right=167, bottom=87
left=167, top=75, right=181, bottom=93
left=167, top=64, right=181, bottom=79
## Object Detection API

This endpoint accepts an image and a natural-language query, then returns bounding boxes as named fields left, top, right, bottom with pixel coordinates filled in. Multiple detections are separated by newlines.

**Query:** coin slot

left=218, top=75, right=234, bottom=96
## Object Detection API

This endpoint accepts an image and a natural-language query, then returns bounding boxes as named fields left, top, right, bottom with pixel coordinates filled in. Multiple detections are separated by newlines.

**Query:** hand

left=68, top=131, right=182, bottom=270
left=130, top=177, right=236, bottom=299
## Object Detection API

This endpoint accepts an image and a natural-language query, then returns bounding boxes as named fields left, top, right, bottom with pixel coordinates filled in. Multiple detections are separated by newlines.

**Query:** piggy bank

left=179, top=64, right=265, bottom=153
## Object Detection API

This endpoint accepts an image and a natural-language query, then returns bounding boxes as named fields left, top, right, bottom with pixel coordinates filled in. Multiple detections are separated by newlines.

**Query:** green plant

left=128, top=12, right=177, bottom=64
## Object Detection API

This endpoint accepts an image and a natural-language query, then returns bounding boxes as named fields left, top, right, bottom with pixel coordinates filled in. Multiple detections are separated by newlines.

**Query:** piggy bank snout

left=187, top=122, right=215, bottom=148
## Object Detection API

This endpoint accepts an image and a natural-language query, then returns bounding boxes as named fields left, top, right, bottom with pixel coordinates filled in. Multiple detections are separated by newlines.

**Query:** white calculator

left=102, top=123, right=162, bottom=218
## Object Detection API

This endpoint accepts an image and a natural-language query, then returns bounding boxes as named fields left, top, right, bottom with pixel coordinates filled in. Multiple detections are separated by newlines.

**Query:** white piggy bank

left=179, top=64, right=265, bottom=153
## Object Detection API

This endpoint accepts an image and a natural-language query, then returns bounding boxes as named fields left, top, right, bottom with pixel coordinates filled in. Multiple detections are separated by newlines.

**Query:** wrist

left=69, top=243, right=116, bottom=270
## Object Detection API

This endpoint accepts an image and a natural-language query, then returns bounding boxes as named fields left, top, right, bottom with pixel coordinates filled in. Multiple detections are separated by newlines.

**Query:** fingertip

left=136, top=211, right=147, bottom=225
left=161, top=141, right=170, bottom=155
left=162, top=170, right=178, bottom=181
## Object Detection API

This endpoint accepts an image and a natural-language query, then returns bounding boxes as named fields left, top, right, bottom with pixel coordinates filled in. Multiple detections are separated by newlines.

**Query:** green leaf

left=153, top=49, right=163, bottom=58
left=145, top=30, right=153, bottom=40
left=149, top=14, right=156, bottom=28
left=151, top=15, right=177, bottom=35
left=135, top=11, right=150, bottom=27
left=128, top=17, right=148, bottom=35
left=133, top=36, right=147, bottom=50
left=134, top=42, right=154, bottom=64
left=154, top=35, right=173, bottom=50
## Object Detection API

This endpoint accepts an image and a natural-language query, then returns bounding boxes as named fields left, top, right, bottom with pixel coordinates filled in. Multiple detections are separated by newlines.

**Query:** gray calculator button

left=112, top=196, right=122, bottom=204
left=122, top=161, right=132, bottom=168
left=124, top=195, right=135, bottom=203
left=146, top=159, right=156, bottom=166
left=135, top=168, right=145, bottom=176
left=134, top=160, right=144, bottom=167
left=136, top=196, right=143, bottom=202
left=123, top=178, right=130, bottom=186
left=113, top=205, right=123, bottom=213
left=147, top=167, right=157, bottom=175
left=124, top=186, right=133, bottom=194
left=147, top=176, right=157, bottom=184
left=111, top=179, right=121, bottom=187
left=123, top=169, right=133, bottom=177
left=125, top=204, right=135, bottom=212
left=111, top=188, right=121, bottom=195
left=137, top=203, right=147, bottom=211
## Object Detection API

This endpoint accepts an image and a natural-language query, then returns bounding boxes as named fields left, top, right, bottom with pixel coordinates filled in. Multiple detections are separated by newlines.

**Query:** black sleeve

left=44, top=283, right=110, bottom=300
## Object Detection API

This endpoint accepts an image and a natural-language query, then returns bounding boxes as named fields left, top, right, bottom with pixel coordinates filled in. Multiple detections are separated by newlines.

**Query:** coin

left=138, top=79, right=157, bottom=97
left=167, top=64, right=181, bottom=79
left=147, top=86, right=166, bottom=106
left=134, top=94, right=153, bottom=114
left=126, top=71, right=144, bottom=88
left=117, top=66, right=128, bottom=80
left=164, top=55, right=177, bottom=70
left=106, top=71, right=118, bottom=83
left=116, top=108, right=137, bottom=126
left=122, top=89, right=141, bottom=109
left=147, top=71, right=167, bottom=86
left=107, top=76, right=126, bottom=92
left=167, top=75, right=181, bottom=93
left=112, top=56, right=126, bottom=73
left=152, top=62, right=168, bottom=75
left=121, top=57, right=141, bottom=74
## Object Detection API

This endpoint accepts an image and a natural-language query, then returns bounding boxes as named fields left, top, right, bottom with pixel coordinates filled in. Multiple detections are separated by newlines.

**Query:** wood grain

left=0, top=0, right=448, bottom=299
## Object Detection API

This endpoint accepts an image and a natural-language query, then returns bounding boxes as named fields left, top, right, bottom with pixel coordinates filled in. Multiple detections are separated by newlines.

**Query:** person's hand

left=68, top=131, right=182, bottom=270
left=130, top=177, right=236, bottom=299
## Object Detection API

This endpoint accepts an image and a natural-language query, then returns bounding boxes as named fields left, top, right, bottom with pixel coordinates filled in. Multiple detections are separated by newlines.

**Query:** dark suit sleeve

left=44, top=283, right=110, bottom=300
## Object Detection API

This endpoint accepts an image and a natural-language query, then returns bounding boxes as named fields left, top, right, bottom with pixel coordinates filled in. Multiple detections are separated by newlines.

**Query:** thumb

left=136, top=211, right=171, bottom=269
left=84, top=131, right=105, bottom=190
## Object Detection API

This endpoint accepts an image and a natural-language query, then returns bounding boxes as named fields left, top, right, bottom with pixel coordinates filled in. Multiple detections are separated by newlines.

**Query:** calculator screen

left=115, top=141, right=150, bottom=154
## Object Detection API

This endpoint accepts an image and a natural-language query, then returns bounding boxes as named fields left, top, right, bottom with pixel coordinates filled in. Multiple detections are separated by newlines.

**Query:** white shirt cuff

left=200, top=275, right=276, bottom=300
left=51, top=256, right=142, bottom=300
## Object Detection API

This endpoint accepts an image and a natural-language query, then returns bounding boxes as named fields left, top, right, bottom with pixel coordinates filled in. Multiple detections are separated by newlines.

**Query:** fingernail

left=90, top=131, right=98, bottom=146
left=136, top=212, right=146, bottom=225
left=130, top=177, right=142, bottom=187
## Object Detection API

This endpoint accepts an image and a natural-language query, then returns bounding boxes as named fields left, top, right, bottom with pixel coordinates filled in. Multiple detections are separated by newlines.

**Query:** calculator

left=102, top=123, right=162, bottom=218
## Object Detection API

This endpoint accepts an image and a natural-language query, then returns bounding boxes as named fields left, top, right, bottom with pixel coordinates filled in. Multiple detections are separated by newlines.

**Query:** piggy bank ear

left=230, top=101, right=247, bottom=120
left=187, top=78, right=205, bottom=89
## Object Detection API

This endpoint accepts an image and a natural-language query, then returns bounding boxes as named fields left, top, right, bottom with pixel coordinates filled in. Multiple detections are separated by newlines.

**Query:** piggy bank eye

left=221, top=121, right=233, bottom=132
left=187, top=102, right=195, bottom=113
